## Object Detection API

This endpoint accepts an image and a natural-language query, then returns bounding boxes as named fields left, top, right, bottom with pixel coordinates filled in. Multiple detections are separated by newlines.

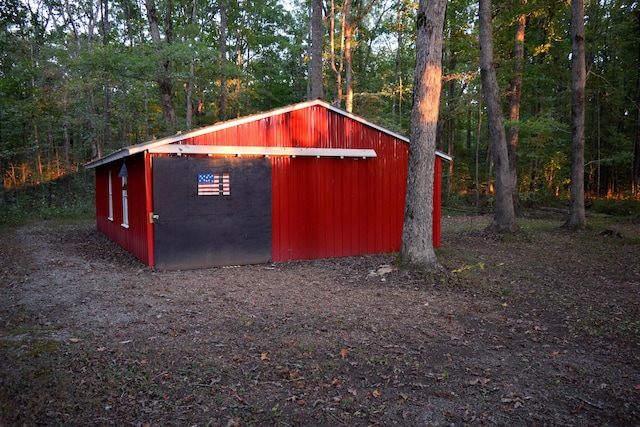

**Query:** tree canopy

left=1, top=0, right=638, bottom=203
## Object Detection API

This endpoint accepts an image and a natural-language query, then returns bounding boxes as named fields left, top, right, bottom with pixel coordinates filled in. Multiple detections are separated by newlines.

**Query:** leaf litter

left=0, top=215, right=639, bottom=426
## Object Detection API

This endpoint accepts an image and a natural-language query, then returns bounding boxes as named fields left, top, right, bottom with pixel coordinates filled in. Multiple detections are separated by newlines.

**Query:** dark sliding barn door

left=152, top=156, right=272, bottom=270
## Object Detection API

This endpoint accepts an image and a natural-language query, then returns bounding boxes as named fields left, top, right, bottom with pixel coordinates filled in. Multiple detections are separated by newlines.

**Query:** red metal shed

left=86, top=100, right=451, bottom=270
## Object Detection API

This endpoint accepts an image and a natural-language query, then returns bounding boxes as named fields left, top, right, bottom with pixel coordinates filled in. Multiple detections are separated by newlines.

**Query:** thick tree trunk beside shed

left=400, top=0, right=447, bottom=270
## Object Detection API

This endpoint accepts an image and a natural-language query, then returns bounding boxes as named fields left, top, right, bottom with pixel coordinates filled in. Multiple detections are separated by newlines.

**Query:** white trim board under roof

left=147, top=145, right=377, bottom=159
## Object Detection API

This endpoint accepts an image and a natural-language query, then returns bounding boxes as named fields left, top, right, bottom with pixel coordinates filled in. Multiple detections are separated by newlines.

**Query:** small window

left=107, top=170, right=114, bottom=221
left=121, top=176, right=129, bottom=228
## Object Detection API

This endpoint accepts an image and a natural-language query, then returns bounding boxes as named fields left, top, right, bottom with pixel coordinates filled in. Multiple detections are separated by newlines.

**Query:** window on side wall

left=121, top=176, right=129, bottom=228
left=108, top=170, right=114, bottom=221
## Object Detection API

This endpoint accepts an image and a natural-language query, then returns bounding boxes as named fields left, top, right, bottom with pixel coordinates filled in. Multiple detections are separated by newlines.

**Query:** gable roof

left=85, top=99, right=451, bottom=169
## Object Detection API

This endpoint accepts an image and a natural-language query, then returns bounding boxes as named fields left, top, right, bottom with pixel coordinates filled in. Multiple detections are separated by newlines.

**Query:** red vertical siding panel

left=327, top=158, right=342, bottom=256
left=377, top=134, right=386, bottom=253
left=288, top=158, right=303, bottom=259
left=368, top=145, right=379, bottom=254
left=394, top=140, right=409, bottom=252
left=379, top=133, right=391, bottom=253
left=271, top=156, right=281, bottom=261
left=271, top=118, right=291, bottom=261
left=352, top=158, right=363, bottom=255
left=315, top=158, right=326, bottom=259
left=342, top=157, right=353, bottom=255
left=432, top=156, right=442, bottom=248
left=333, top=159, right=344, bottom=257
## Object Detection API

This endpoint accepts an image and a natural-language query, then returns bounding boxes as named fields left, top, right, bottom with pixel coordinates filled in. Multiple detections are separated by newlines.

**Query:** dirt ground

left=1, top=213, right=639, bottom=426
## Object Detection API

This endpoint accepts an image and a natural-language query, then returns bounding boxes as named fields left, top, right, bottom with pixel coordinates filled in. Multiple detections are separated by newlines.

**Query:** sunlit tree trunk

left=329, top=0, right=345, bottom=107
left=344, top=4, right=354, bottom=113
left=564, top=0, right=586, bottom=229
left=400, top=0, right=447, bottom=270
left=310, top=0, right=323, bottom=99
left=507, top=10, right=525, bottom=207
left=479, top=0, right=517, bottom=232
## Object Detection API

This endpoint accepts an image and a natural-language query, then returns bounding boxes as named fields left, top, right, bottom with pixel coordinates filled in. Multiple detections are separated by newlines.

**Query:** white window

left=121, top=176, right=129, bottom=228
left=107, top=170, right=114, bottom=221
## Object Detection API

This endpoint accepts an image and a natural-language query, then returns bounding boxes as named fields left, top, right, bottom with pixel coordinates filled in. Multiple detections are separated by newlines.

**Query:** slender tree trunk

left=344, top=0, right=354, bottom=112
left=310, top=0, right=323, bottom=99
left=186, top=59, right=195, bottom=129
left=343, top=0, right=376, bottom=112
left=329, top=0, right=345, bottom=107
left=507, top=10, right=525, bottom=207
left=479, top=0, right=517, bottom=232
left=185, top=0, right=197, bottom=129
left=400, top=0, right=447, bottom=270
left=100, top=0, right=112, bottom=151
left=564, top=0, right=586, bottom=229
left=475, top=101, right=482, bottom=212
left=145, top=0, right=176, bottom=134
left=393, top=3, right=404, bottom=123
left=219, top=0, right=228, bottom=120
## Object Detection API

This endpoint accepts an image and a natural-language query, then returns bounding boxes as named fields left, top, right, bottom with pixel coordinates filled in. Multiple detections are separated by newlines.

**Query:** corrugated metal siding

left=95, top=153, right=150, bottom=265
left=166, top=106, right=409, bottom=262
left=155, top=103, right=437, bottom=263
left=275, top=108, right=408, bottom=261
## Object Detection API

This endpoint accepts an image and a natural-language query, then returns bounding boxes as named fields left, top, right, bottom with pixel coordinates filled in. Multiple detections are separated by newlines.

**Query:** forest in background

left=1, top=0, right=639, bottom=203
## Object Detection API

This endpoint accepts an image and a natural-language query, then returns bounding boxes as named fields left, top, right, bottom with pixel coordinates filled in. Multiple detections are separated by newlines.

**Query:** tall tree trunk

left=329, top=0, right=345, bottom=107
left=344, top=11, right=354, bottom=112
left=343, top=0, right=376, bottom=112
left=400, top=0, right=447, bottom=270
left=185, top=0, right=197, bottom=129
left=219, top=0, right=228, bottom=120
left=479, top=0, right=517, bottom=232
left=392, top=2, right=404, bottom=123
left=145, top=0, right=176, bottom=134
left=100, top=0, right=112, bottom=151
left=564, top=0, right=586, bottom=229
left=186, top=58, right=195, bottom=128
left=507, top=11, right=525, bottom=207
left=310, top=0, right=323, bottom=99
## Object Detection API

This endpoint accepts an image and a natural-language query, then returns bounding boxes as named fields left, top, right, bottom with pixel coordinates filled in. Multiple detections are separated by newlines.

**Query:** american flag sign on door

left=198, top=173, right=230, bottom=196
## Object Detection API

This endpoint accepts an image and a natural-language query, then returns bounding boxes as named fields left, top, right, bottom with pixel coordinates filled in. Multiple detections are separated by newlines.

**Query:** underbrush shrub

left=588, top=199, right=640, bottom=217
left=0, top=172, right=95, bottom=227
